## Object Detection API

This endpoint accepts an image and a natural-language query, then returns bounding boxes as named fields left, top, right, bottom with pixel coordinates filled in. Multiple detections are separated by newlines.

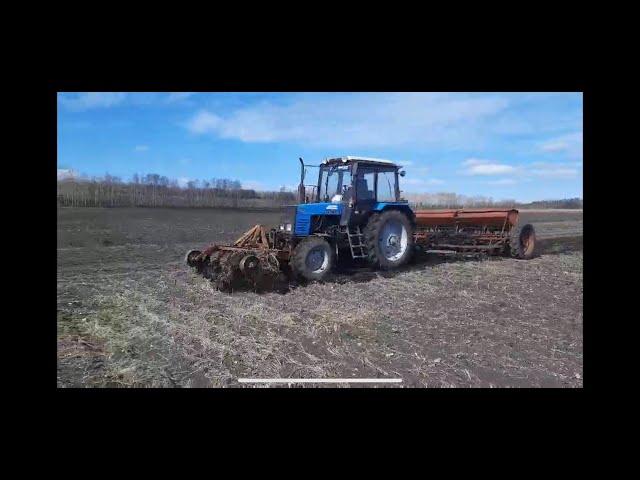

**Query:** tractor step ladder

left=347, top=226, right=368, bottom=259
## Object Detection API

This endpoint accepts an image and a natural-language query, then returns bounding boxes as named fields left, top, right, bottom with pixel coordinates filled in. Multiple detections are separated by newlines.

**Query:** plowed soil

left=57, top=208, right=583, bottom=388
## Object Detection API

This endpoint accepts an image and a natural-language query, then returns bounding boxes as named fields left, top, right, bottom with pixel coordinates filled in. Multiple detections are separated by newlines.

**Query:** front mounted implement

left=185, top=224, right=291, bottom=292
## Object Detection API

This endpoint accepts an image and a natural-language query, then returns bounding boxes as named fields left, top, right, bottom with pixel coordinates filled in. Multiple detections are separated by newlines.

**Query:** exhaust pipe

left=298, top=157, right=306, bottom=204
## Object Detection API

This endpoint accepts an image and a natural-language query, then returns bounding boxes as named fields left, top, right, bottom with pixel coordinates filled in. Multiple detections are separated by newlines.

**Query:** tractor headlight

left=279, top=223, right=293, bottom=232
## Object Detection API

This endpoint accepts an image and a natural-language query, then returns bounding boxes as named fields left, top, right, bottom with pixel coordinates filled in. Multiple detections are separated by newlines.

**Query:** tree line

left=57, top=173, right=296, bottom=209
left=523, top=198, right=583, bottom=209
left=58, top=172, right=582, bottom=210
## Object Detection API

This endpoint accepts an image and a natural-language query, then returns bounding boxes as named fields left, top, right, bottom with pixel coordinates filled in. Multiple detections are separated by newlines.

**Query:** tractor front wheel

left=291, top=236, right=334, bottom=282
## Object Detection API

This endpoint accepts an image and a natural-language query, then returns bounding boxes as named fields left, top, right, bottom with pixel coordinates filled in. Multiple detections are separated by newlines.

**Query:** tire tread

left=363, top=210, right=413, bottom=270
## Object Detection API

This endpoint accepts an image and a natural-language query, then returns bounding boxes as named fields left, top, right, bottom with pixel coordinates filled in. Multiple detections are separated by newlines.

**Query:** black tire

left=291, top=236, right=334, bottom=281
left=509, top=223, right=536, bottom=259
left=364, top=210, right=414, bottom=270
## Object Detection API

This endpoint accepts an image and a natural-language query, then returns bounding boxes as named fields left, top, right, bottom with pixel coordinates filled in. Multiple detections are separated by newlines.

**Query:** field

left=57, top=207, right=583, bottom=388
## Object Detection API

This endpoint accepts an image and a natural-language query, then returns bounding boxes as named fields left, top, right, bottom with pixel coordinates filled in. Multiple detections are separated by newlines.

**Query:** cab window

left=376, top=171, right=397, bottom=202
left=355, top=170, right=376, bottom=201
left=319, top=165, right=352, bottom=202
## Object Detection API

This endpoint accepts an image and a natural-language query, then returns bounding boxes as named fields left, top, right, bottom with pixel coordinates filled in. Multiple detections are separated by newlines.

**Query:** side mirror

left=399, top=170, right=406, bottom=177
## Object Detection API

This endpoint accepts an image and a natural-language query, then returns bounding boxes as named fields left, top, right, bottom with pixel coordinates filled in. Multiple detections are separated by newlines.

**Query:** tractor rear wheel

left=291, top=236, right=334, bottom=281
left=509, top=223, right=536, bottom=259
left=364, top=210, right=414, bottom=270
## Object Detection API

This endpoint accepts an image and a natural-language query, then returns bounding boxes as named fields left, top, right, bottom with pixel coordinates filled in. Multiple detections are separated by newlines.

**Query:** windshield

left=318, top=165, right=352, bottom=202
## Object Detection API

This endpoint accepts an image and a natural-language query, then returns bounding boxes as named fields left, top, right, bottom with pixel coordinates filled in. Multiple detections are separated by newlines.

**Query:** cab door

left=340, top=164, right=377, bottom=227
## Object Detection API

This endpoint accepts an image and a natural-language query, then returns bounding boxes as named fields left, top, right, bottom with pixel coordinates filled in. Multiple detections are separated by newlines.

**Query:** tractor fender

left=373, top=203, right=416, bottom=229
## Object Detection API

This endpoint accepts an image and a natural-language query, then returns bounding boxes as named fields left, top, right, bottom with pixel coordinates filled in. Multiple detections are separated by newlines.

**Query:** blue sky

left=57, top=92, right=583, bottom=202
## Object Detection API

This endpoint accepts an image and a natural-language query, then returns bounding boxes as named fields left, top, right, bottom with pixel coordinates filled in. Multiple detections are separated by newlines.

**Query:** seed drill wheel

left=364, top=210, right=414, bottom=270
left=291, top=236, right=334, bottom=281
left=510, top=223, right=536, bottom=259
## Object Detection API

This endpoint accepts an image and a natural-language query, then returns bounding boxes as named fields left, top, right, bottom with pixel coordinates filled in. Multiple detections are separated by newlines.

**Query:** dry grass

left=58, top=252, right=583, bottom=388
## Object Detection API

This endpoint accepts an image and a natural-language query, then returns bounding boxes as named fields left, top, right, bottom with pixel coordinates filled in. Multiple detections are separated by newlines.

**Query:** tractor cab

left=311, top=156, right=405, bottom=205
left=293, top=156, right=410, bottom=233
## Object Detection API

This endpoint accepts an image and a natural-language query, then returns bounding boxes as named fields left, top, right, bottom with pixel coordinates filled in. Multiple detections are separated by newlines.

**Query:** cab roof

left=322, top=156, right=401, bottom=167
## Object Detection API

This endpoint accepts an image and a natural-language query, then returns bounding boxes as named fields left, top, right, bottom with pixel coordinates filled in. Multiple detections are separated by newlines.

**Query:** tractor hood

left=297, top=202, right=344, bottom=216
left=293, top=202, right=344, bottom=236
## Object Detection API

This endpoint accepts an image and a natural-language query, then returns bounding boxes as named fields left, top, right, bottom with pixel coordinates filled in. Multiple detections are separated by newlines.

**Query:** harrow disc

left=186, top=224, right=289, bottom=292
left=185, top=250, right=202, bottom=267
left=239, top=254, right=261, bottom=277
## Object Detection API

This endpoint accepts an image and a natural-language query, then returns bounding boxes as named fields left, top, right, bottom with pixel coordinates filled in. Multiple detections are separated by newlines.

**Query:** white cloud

left=461, top=158, right=579, bottom=181
left=177, top=177, right=191, bottom=188
left=462, top=158, right=517, bottom=176
left=407, top=165, right=431, bottom=175
left=530, top=166, right=579, bottom=178
left=57, top=168, right=79, bottom=180
left=59, top=92, right=127, bottom=111
left=462, top=158, right=489, bottom=166
left=487, top=178, right=518, bottom=186
left=527, top=161, right=581, bottom=179
left=469, top=164, right=516, bottom=175
left=165, top=92, right=195, bottom=103
left=540, top=132, right=583, bottom=159
left=541, top=141, right=569, bottom=152
left=134, top=145, right=149, bottom=152
left=184, top=93, right=510, bottom=148
left=59, top=92, right=197, bottom=111
left=187, top=111, right=222, bottom=134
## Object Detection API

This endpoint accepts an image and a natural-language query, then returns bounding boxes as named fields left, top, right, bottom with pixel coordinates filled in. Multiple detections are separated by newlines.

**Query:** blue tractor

left=282, top=156, right=416, bottom=281
left=186, top=155, right=417, bottom=288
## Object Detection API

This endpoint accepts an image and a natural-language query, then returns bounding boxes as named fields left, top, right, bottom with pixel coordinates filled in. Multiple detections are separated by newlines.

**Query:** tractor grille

left=283, top=205, right=297, bottom=224
left=295, top=215, right=311, bottom=236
